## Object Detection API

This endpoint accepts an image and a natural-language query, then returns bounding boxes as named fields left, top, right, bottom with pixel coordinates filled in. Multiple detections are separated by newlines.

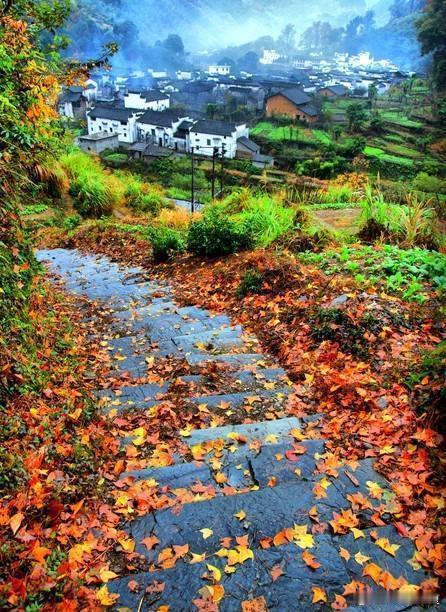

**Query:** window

left=207, top=139, right=211, bottom=146
left=98, top=125, right=102, bottom=131
left=110, top=128, right=113, bottom=133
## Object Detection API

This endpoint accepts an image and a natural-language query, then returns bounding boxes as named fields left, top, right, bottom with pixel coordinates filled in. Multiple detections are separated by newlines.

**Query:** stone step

left=186, top=353, right=268, bottom=367
left=172, top=328, right=251, bottom=353
left=108, top=539, right=351, bottom=611
left=184, top=416, right=301, bottom=448
left=96, top=382, right=169, bottom=413
left=188, top=388, right=292, bottom=412
left=121, top=439, right=324, bottom=493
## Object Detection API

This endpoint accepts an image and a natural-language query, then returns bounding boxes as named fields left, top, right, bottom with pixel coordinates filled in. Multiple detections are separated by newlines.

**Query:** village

left=58, top=48, right=408, bottom=172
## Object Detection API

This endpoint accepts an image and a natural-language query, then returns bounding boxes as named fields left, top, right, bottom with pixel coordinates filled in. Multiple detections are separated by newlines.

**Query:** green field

left=380, top=111, right=424, bottom=129
left=363, top=145, right=415, bottom=167
left=251, top=122, right=332, bottom=146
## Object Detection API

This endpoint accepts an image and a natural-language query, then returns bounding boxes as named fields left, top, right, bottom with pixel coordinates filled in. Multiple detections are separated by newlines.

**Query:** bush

left=236, top=269, right=264, bottom=298
left=187, top=208, right=254, bottom=257
left=412, top=172, right=446, bottom=195
left=148, top=227, right=186, bottom=263
left=238, top=196, right=296, bottom=247
left=63, top=213, right=82, bottom=231
left=69, top=172, right=112, bottom=217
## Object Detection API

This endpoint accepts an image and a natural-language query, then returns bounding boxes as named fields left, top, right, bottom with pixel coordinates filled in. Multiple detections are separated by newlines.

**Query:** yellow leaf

left=265, top=433, right=278, bottom=443
left=339, top=547, right=351, bottom=561
left=312, top=586, right=327, bottom=603
left=363, top=562, right=382, bottom=584
left=198, top=584, right=225, bottom=603
left=190, top=552, right=206, bottom=564
left=375, top=537, right=400, bottom=557
left=99, top=568, right=119, bottom=583
left=234, top=510, right=247, bottom=521
left=294, top=533, right=314, bottom=549
left=351, top=528, right=365, bottom=539
left=200, top=528, right=213, bottom=539
left=354, top=552, right=371, bottom=566
left=97, top=585, right=119, bottom=606
left=366, top=481, right=383, bottom=499
left=215, top=472, right=228, bottom=484
left=206, top=563, right=222, bottom=581
left=119, top=538, right=135, bottom=552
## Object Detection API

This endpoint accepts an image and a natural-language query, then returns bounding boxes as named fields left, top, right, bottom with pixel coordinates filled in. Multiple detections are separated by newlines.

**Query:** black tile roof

left=137, top=109, right=184, bottom=127
left=297, top=103, right=319, bottom=117
left=191, top=120, right=236, bottom=137
left=268, top=87, right=312, bottom=107
left=127, top=89, right=170, bottom=102
left=88, top=105, right=140, bottom=121
left=237, top=136, right=260, bottom=152
left=322, top=84, right=348, bottom=95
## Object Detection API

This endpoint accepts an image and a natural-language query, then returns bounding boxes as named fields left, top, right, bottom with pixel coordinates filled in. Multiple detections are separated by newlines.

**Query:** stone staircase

left=37, top=249, right=432, bottom=611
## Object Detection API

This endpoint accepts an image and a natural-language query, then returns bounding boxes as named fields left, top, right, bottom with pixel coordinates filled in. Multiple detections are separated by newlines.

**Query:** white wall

left=124, top=92, right=170, bottom=111
left=187, top=124, right=249, bottom=159
left=87, top=114, right=138, bottom=144
left=136, top=116, right=192, bottom=148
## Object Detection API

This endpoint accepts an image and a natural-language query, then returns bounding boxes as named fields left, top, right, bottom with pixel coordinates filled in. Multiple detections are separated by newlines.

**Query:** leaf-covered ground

left=1, top=226, right=444, bottom=609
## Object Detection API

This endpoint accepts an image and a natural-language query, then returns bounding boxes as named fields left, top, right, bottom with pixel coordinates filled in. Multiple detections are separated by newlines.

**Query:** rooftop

left=137, top=109, right=185, bottom=127
left=268, top=87, right=312, bottom=107
left=191, top=120, right=237, bottom=137
left=88, top=105, right=140, bottom=121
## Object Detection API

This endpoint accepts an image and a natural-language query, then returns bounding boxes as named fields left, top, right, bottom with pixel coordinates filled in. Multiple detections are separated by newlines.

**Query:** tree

left=346, top=102, right=368, bottom=132
left=163, top=33, right=184, bottom=56
left=277, top=24, right=296, bottom=56
left=416, top=0, right=446, bottom=91
left=238, top=51, right=259, bottom=73
left=368, top=83, right=378, bottom=110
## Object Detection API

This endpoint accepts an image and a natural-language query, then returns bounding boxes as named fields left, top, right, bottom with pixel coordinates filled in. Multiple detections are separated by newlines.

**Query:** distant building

left=319, top=84, right=348, bottom=98
left=265, top=88, right=319, bottom=124
left=58, top=86, right=88, bottom=119
left=208, top=65, right=231, bottom=76
left=124, top=90, right=170, bottom=111
left=188, top=120, right=249, bottom=158
left=260, top=50, right=282, bottom=65
left=79, top=132, right=119, bottom=155
left=136, top=110, right=193, bottom=149
left=87, top=105, right=142, bottom=143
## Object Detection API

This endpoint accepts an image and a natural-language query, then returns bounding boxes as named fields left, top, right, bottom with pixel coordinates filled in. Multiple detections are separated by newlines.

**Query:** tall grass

left=236, top=195, right=296, bottom=247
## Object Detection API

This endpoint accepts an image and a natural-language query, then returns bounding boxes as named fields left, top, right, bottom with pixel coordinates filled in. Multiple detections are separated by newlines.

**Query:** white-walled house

left=208, top=65, right=231, bottom=76
left=87, top=105, right=142, bottom=144
left=136, top=110, right=193, bottom=149
left=58, top=86, right=88, bottom=119
left=187, top=120, right=249, bottom=159
left=124, top=90, right=170, bottom=111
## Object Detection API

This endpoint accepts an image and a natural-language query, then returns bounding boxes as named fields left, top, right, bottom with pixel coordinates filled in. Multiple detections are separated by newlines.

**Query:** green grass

left=299, top=244, right=446, bottom=302
left=380, top=111, right=423, bottom=129
left=20, top=204, right=49, bottom=216
left=363, top=146, right=415, bottom=167
left=251, top=122, right=301, bottom=142
left=313, top=130, right=332, bottom=145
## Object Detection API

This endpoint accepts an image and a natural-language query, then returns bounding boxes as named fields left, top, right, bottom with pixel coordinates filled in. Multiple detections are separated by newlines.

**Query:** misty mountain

left=63, top=0, right=423, bottom=70
left=65, top=0, right=390, bottom=58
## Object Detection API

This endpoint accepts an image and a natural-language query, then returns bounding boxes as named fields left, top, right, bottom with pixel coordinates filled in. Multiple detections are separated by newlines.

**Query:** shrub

left=69, top=172, right=112, bottom=217
left=148, top=227, right=186, bottom=263
left=63, top=214, right=82, bottom=231
left=412, top=172, right=446, bottom=195
left=236, top=269, right=264, bottom=298
left=123, top=176, right=168, bottom=215
left=157, top=207, right=197, bottom=230
left=187, top=208, right=254, bottom=257
left=238, top=196, right=296, bottom=247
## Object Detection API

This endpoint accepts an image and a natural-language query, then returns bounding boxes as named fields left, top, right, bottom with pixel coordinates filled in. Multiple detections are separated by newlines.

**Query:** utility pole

left=190, top=146, right=195, bottom=214
left=211, top=147, right=218, bottom=200
left=220, top=143, right=226, bottom=199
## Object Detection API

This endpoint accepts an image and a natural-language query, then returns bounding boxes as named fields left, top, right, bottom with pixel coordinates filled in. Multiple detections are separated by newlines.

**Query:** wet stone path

left=37, top=249, right=431, bottom=611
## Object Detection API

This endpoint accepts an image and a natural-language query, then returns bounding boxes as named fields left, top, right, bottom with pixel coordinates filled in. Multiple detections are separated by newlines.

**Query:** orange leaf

left=10, top=512, right=24, bottom=535
left=363, top=563, right=382, bottom=584
left=241, top=596, right=268, bottom=611
left=312, top=586, right=327, bottom=603
left=302, top=550, right=321, bottom=569
left=270, top=564, right=284, bottom=581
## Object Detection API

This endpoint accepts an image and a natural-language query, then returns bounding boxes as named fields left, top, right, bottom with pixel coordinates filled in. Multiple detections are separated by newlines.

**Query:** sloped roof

left=88, top=105, right=140, bottom=121
left=137, top=109, right=183, bottom=127
left=237, top=136, right=260, bottom=152
left=323, top=84, right=348, bottom=95
left=297, top=103, right=319, bottom=117
left=268, top=87, right=312, bottom=106
left=127, top=89, right=170, bottom=102
left=191, top=120, right=236, bottom=137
